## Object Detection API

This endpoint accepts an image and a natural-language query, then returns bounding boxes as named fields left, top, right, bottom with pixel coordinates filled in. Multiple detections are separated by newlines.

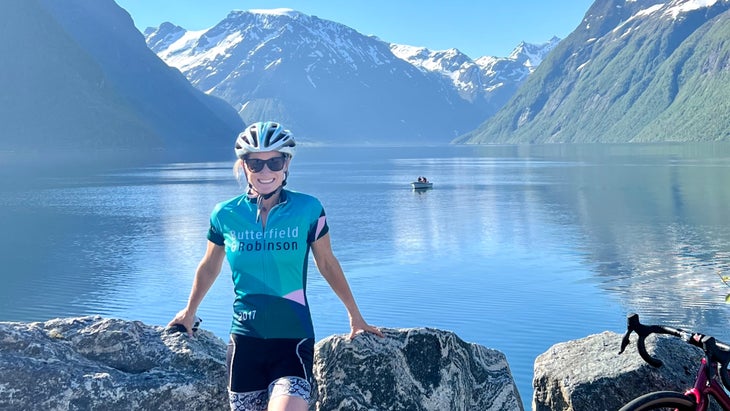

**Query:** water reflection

left=542, top=150, right=730, bottom=334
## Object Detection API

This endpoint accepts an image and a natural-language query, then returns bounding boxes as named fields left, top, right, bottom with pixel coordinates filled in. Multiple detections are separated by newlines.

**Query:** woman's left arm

left=311, top=232, right=384, bottom=339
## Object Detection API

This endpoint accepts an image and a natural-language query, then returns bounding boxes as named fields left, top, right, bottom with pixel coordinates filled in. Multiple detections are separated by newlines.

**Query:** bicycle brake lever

left=619, top=313, right=640, bottom=355
left=619, top=329, right=633, bottom=355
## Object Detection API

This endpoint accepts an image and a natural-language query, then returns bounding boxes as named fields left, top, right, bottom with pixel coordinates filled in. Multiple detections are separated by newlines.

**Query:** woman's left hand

left=349, top=317, right=384, bottom=340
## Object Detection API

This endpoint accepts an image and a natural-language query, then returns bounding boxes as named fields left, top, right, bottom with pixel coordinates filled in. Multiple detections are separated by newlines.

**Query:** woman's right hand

left=167, top=308, right=199, bottom=337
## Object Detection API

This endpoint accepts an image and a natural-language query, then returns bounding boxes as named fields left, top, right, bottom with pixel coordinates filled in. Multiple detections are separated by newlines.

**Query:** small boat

left=411, top=181, right=433, bottom=190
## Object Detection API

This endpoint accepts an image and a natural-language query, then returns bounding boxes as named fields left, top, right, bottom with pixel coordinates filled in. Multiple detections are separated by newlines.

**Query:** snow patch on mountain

left=507, top=37, right=560, bottom=68
left=665, top=0, right=720, bottom=19
left=613, top=4, right=664, bottom=34
left=144, top=22, right=187, bottom=52
left=613, top=0, right=723, bottom=36
left=249, top=8, right=299, bottom=17
left=155, top=29, right=212, bottom=72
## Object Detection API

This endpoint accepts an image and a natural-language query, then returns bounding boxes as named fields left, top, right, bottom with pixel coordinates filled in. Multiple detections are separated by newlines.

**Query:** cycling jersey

left=207, top=189, right=329, bottom=339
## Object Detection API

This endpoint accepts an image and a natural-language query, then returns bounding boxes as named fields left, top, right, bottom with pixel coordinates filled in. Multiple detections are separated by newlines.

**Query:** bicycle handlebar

left=618, top=313, right=730, bottom=391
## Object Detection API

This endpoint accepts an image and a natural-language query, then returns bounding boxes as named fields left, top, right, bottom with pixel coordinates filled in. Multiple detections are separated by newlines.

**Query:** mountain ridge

left=458, top=0, right=730, bottom=144
left=0, top=0, right=244, bottom=171
left=145, top=9, right=558, bottom=144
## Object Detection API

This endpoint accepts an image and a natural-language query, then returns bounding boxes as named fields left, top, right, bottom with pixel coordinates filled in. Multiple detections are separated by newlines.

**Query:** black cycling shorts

left=226, top=333, right=315, bottom=393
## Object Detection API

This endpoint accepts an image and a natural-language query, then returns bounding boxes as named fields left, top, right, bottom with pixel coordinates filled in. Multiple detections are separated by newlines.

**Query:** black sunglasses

left=243, top=156, right=287, bottom=173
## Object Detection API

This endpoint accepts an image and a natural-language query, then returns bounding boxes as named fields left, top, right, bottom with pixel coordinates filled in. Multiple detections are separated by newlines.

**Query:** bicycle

left=618, top=313, right=730, bottom=410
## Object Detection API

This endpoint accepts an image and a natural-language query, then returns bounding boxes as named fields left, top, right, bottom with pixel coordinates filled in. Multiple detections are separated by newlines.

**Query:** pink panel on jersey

left=283, top=289, right=306, bottom=306
left=315, top=216, right=326, bottom=239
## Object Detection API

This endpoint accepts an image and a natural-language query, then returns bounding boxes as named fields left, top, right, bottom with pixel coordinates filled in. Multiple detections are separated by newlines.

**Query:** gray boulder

left=533, top=331, right=705, bottom=411
left=0, top=318, right=523, bottom=411
left=0, top=316, right=228, bottom=410
left=312, top=327, right=524, bottom=411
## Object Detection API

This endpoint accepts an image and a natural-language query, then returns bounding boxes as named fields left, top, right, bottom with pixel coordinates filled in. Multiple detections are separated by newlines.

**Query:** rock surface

left=0, top=318, right=522, bottom=410
left=0, top=316, right=228, bottom=410
left=533, top=331, right=706, bottom=411
left=312, top=327, right=524, bottom=411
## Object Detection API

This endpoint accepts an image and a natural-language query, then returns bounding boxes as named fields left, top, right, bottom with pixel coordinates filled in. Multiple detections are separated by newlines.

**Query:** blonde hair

left=233, top=158, right=246, bottom=186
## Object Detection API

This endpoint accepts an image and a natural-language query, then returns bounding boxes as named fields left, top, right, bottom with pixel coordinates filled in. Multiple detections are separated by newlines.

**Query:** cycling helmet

left=234, top=121, right=296, bottom=159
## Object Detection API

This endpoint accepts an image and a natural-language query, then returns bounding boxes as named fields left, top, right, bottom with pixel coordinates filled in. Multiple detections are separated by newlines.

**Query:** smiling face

left=242, top=151, right=289, bottom=195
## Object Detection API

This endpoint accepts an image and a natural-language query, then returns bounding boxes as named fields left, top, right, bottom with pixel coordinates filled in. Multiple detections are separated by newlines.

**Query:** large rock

left=533, top=331, right=706, bottom=411
left=312, top=327, right=524, bottom=411
left=0, top=316, right=228, bottom=410
left=0, top=319, right=522, bottom=411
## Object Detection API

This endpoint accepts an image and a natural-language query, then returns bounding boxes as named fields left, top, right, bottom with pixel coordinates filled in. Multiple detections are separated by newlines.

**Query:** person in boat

left=169, top=121, right=383, bottom=411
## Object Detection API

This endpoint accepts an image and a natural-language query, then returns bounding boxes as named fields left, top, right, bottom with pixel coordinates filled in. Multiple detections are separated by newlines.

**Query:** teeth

left=258, top=178, right=275, bottom=184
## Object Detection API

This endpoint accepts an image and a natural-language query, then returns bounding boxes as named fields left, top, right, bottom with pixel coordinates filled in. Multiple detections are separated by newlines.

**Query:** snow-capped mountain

left=390, top=37, right=560, bottom=104
left=461, top=0, right=730, bottom=143
left=144, top=9, right=557, bottom=144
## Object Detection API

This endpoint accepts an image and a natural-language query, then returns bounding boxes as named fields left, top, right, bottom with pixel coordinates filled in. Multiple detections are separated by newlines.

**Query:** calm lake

left=2, top=143, right=730, bottom=405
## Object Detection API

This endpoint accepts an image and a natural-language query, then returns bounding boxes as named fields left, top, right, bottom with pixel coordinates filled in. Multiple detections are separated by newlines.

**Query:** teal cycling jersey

left=207, top=189, right=329, bottom=339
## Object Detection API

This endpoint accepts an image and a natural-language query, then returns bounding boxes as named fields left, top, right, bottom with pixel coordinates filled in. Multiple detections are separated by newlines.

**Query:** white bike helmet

left=234, top=121, right=296, bottom=159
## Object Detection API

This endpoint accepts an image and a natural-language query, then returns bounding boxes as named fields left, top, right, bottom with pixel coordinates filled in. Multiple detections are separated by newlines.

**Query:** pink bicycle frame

left=686, top=358, right=730, bottom=411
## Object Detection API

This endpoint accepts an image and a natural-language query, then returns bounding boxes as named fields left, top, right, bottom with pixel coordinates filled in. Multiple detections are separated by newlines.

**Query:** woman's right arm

left=168, top=240, right=226, bottom=336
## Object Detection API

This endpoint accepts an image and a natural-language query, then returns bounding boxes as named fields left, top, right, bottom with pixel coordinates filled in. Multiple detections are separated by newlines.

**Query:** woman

left=169, top=121, right=383, bottom=411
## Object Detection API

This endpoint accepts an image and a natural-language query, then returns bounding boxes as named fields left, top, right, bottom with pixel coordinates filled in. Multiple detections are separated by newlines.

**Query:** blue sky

left=115, top=0, right=595, bottom=58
